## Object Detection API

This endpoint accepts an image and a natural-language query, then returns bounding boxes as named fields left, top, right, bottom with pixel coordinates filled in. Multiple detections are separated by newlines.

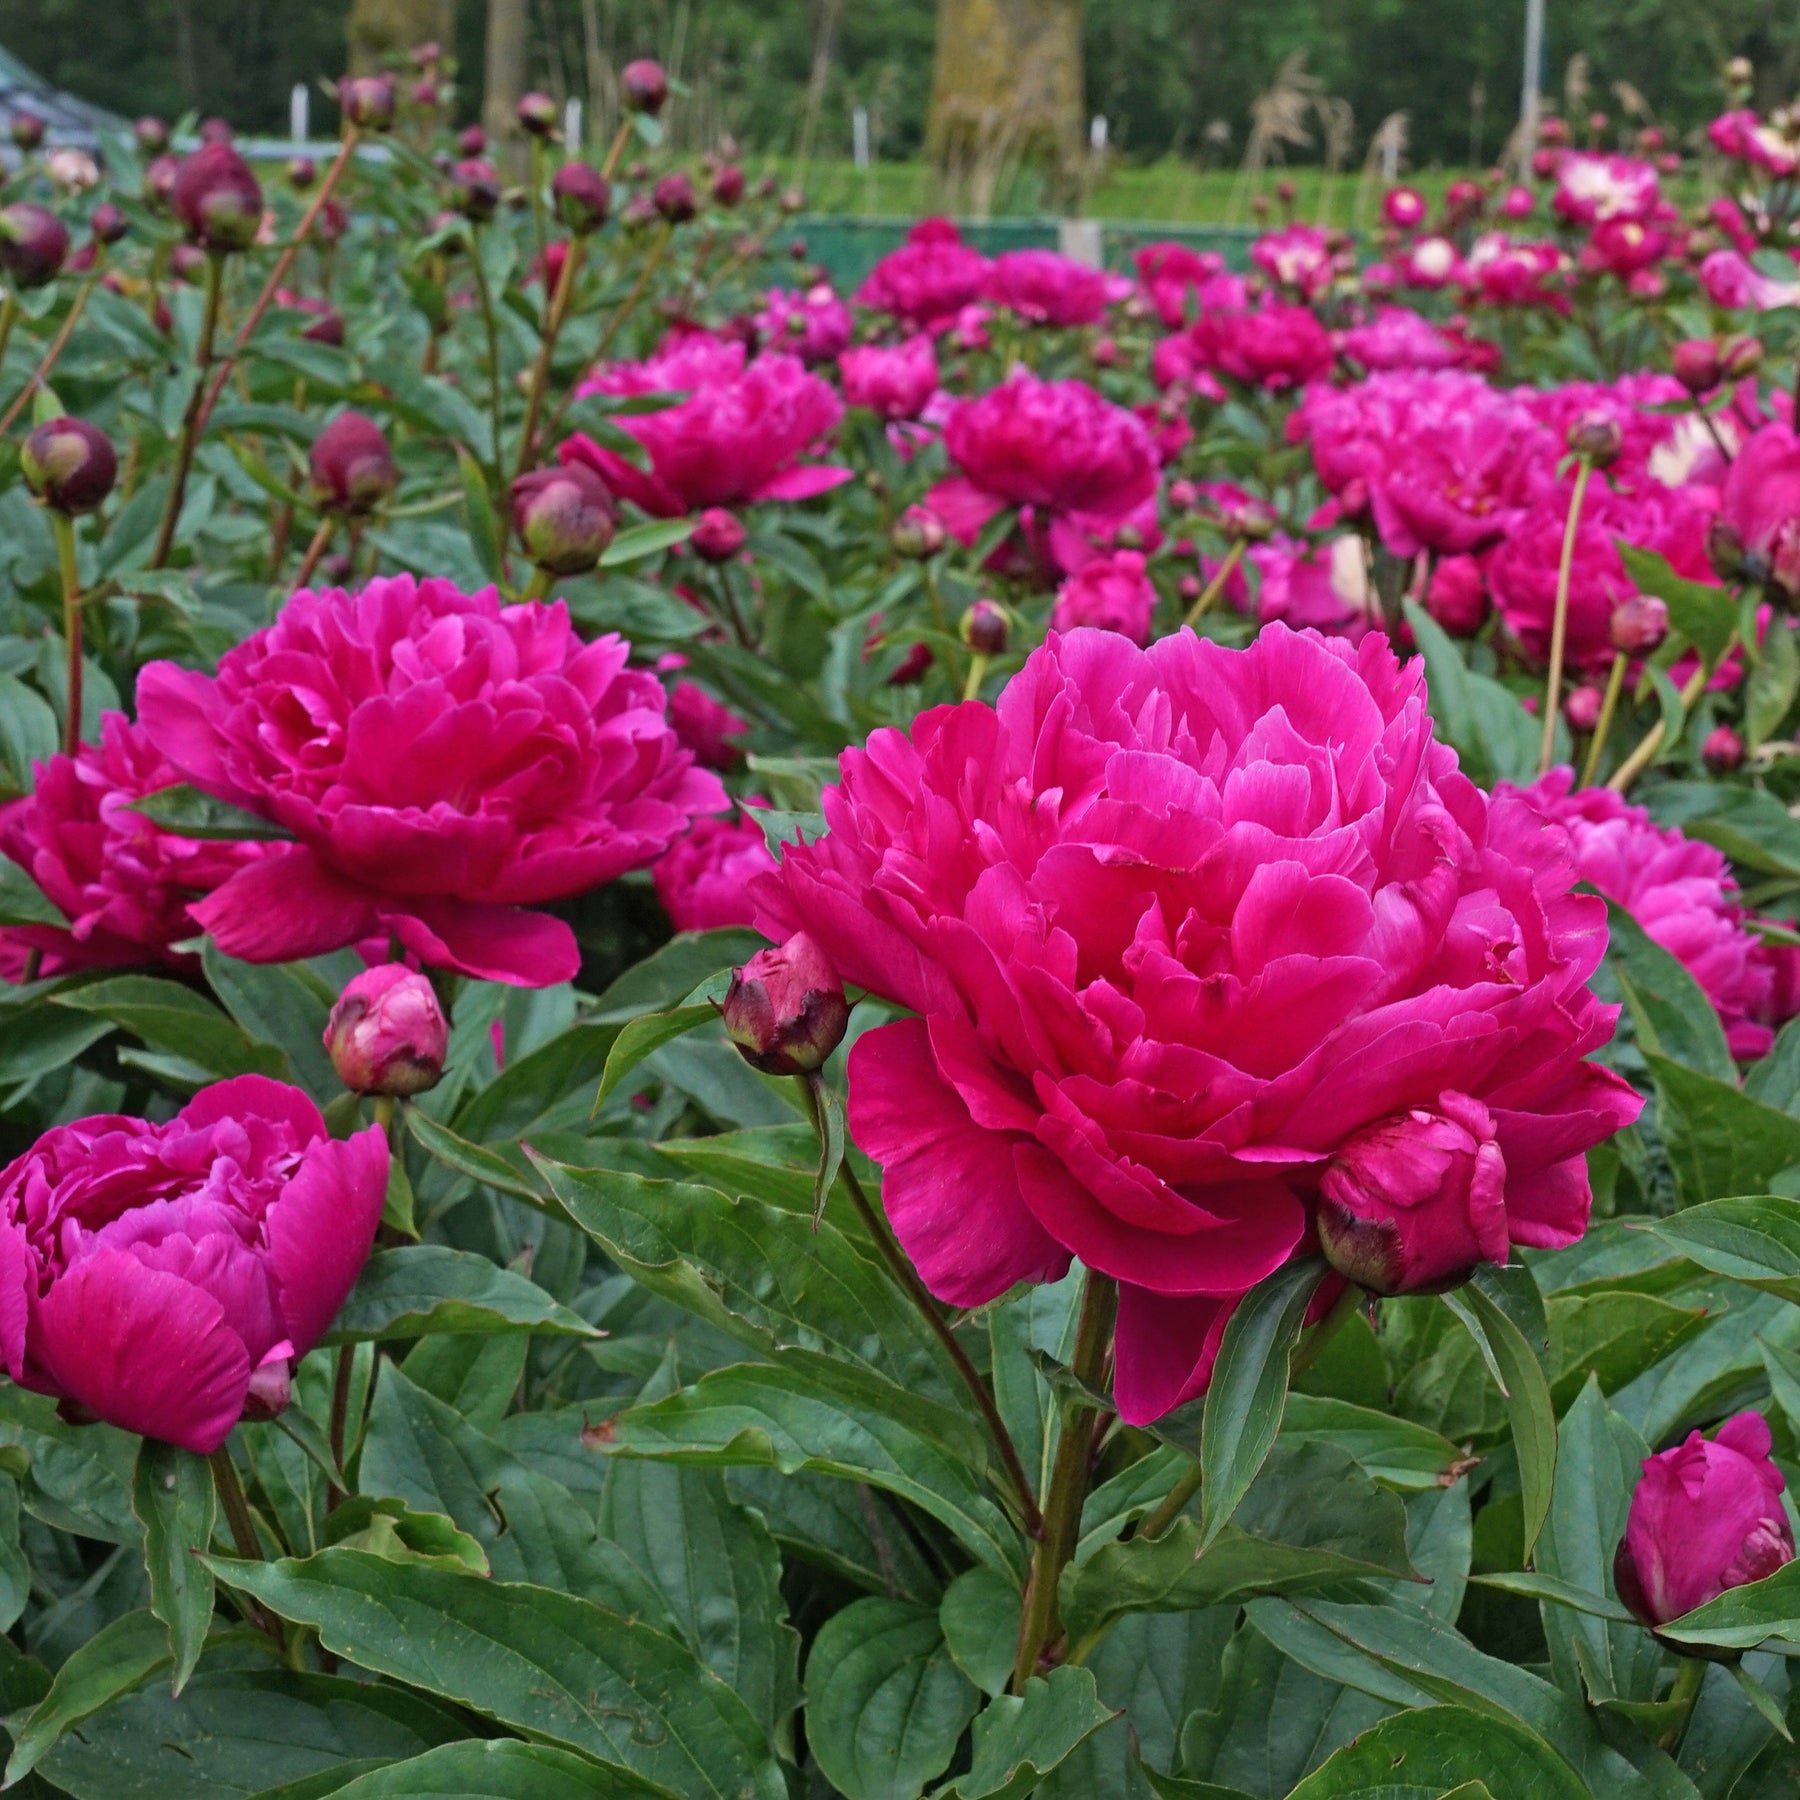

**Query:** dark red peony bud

left=890, top=504, right=946, bottom=560
left=0, top=203, right=69, bottom=289
left=1567, top=410, right=1623, bottom=466
left=410, top=79, right=441, bottom=110
left=1610, top=594, right=1669, bottom=657
left=172, top=143, right=264, bottom=253
left=1703, top=725, right=1745, bottom=773
left=551, top=162, right=611, bottom=234
left=145, top=154, right=180, bottom=210
left=654, top=172, right=696, bottom=224
left=340, top=74, right=397, bottom=132
left=711, top=163, right=745, bottom=207
left=1672, top=340, right=1723, bottom=396
left=300, top=303, right=345, bottom=346
left=90, top=203, right=128, bottom=247
left=457, top=124, right=487, bottom=157
left=287, top=155, right=317, bottom=191
left=134, top=115, right=169, bottom=155
left=689, top=507, right=747, bottom=562
left=621, top=59, right=670, bottom=116
left=10, top=111, right=44, bottom=152
left=309, top=411, right=397, bottom=517
left=517, top=92, right=559, bottom=138
left=324, top=965, right=448, bottom=1097
left=961, top=599, right=1010, bottom=656
left=510, top=463, right=617, bottom=575
left=720, top=933, right=849, bottom=1076
left=449, top=159, right=500, bottom=222
left=199, top=116, right=234, bottom=144
left=22, top=418, right=118, bottom=515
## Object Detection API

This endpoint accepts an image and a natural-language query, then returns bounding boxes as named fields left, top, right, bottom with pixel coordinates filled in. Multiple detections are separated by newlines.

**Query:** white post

left=1089, top=115, right=1109, bottom=153
left=564, top=96, right=584, bottom=150
left=1521, top=0, right=1545, bottom=143
left=852, top=105, right=870, bottom=171
left=1382, top=136, right=1399, bottom=181
left=290, top=83, right=309, bottom=144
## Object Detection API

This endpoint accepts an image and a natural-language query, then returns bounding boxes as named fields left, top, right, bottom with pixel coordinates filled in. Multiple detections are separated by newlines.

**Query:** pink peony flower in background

left=1049, top=550, right=1157, bottom=644
left=1552, top=151, right=1661, bottom=224
left=666, top=676, right=749, bottom=769
left=1616, top=1412, right=1794, bottom=1628
left=982, top=248, right=1128, bottom=327
left=1251, top=224, right=1339, bottom=299
left=1580, top=219, right=1669, bottom=280
left=1381, top=187, right=1427, bottom=229
left=0, top=714, right=266, bottom=975
left=136, top=575, right=724, bottom=987
left=1134, top=242, right=1248, bottom=328
left=855, top=226, right=990, bottom=332
left=1464, top=234, right=1570, bottom=311
left=0, top=1075, right=387, bottom=1453
left=1248, top=536, right=1376, bottom=637
left=1699, top=250, right=1800, bottom=313
left=1720, top=424, right=1800, bottom=593
left=562, top=352, right=850, bottom=517
left=756, top=283, right=853, bottom=366
left=1340, top=308, right=1470, bottom=372
left=756, top=625, right=1639, bottom=1423
left=1400, top=235, right=1463, bottom=289
left=653, top=807, right=778, bottom=932
left=1709, top=110, right=1800, bottom=178
left=1506, top=769, right=1800, bottom=1059
left=1426, top=554, right=1490, bottom=636
left=840, top=335, right=938, bottom=421
left=1192, top=305, right=1335, bottom=391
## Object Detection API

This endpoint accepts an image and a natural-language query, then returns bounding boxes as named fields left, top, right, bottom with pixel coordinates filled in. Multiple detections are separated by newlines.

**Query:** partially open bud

left=712, top=163, right=745, bottom=208
left=144, top=154, right=179, bottom=211
left=510, top=463, right=616, bottom=575
left=22, top=418, right=117, bottom=515
left=961, top=599, right=1009, bottom=655
left=324, top=965, right=448, bottom=1097
left=450, top=158, right=501, bottom=222
left=1567, top=410, right=1623, bottom=467
left=288, top=155, right=317, bottom=191
left=134, top=115, right=169, bottom=155
left=341, top=74, right=397, bottom=132
left=1317, top=1092, right=1506, bottom=1296
left=517, top=92, right=559, bottom=138
left=309, top=411, right=398, bottom=517
left=654, top=172, right=697, bottom=224
left=552, top=162, right=611, bottom=235
left=1703, top=724, right=1745, bottom=773
left=172, top=143, right=264, bottom=253
left=690, top=507, right=747, bottom=562
left=890, top=504, right=946, bottom=560
left=1563, top=683, right=1604, bottom=733
left=90, top=202, right=128, bottom=247
left=1610, top=594, right=1669, bottom=657
left=720, top=933, right=849, bottom=1076
left=7, top=111, right=44, bottom=154
left=0, top=203, right=69, bottom=289
left=1721, top=334, right=1764, bottom=380
left=1671, top=339, right=1723, bottom=396
left=621, top=59, right=670, bottom=116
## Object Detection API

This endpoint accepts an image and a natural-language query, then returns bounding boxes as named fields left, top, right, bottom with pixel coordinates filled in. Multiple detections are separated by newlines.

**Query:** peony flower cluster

left=854, top=218, right=990, bottom=332
left=756, top=626, right=1639, bottom=1423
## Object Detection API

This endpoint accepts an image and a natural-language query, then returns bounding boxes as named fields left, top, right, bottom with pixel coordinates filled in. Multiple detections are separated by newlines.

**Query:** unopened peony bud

left=1614, top=1412, right=1793, bottom=1630
left=449, top=158, right=500, bottom=221
left=1317, top=1093, right=1505, bottom=1295
left=690, top=507, right=747, bottom=562
left=720, top=933, right=849, bottom=1076
left=1703, top=724, right=1745, bottom=773
left=22, top=418, right=117, bottom=515
left=301, top=304, right=345, bottom=346
left=712, top=163, right=745, bottom=207
left=457, top=124, right=486, bottom=157
left=1216, top=496, right=1276, bottom=541
left=144, top=154, right=180, bottom=211
left=1427, top=554, right=1490, bottom=637
left=552, top=162, right=610, bottom=234
left=1672, top=340, right=1723, bottom=395
left=90, top=202, right=128, bottom=247
left=510, top=463, right=616, bottom=575
left=654, top=172, right=696, bottom=223
left=1610, top=594, right=1669, bottom=656
left=890, top=504, right=946, bottom=560
left=172, top=144, right=264, bottom=253
left=288, top=155, right=317, bottom=191
left=1567, top=410, right=1623, bottom=466
left=0, top=203, right=69, bottom=289
left=1563, top=684, right=1604, bottom=733
left=517, top=92, right=559, bottom=138
left=309, top=412, right=398, bottom=517
left=780, top=187, right=805, bottom=215
left=621, top=59, right=669, bottom=116
left=1706, top=516, right=1752, bottom=583
left=340, top=74, right=397, bottom=132
left=324, top=965, right=448, bottom=1097
left=10, top=111, right=44, bottom=152
left=1721, top=334, right=1764, bottom=380
left=134, top=114, right=169, bottom=155
left=199, top=117, right=234, bottom=144
left=961, top=600, right=1009, bottom=656
left=1724, top=56, right=1754, bottom=90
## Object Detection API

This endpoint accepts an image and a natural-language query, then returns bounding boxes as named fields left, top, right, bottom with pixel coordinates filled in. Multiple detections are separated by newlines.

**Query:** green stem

left=149, top=250, right=227, bottom=569
left=209, top=1444, right=285, bottom=1650
left=1659, top=1655, right=1706, bottom=1754
left=1579, top=652, right=1630, bottom=787
left=528, top=138, right=548, bottom=278
left=521, top=565, right=555, bottom=602
left=599, top=119, right=632, bottom=181
left=0, top=263, right=101, bottom=434
left=1185, top=538, right=1245, bottom=627
left=1607, top=645, right=1722, bottom=794
left=796, top=1075, right=1044, bottom=1540
left=1539, top=456, right=1595, bottom=775
left=0, top=291, right=18, bottom=372
left=50, top=509, right=82, bottom=755
left=962, top=654, right=990, bottom=702
left=325, top=1346, right=353, bottom=1513
left=465, top=233, right=508, bottom=507
left=290, top=515, right=335, bottom=591
left=1012, top=1270, right=1116, bottom=1692
left=508, top=234, right=586, bottom=504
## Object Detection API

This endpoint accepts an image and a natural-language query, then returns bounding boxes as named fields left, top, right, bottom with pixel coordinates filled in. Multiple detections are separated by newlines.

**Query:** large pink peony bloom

left=981, top=249, right=1127, bottom=327
left=839, top=335, right=938, bottom=422
left=564, top=349, right=850, bottom=517
left=1504, top=770, right=1799, bottom=1059
left=1616, top=1412, right=1794, bottom=1627
left=0, top=712, right=265, bottom=974
left=1251, top=224, right=1340, bottom=299
left=1721, top=424, right=1800, bottom=593
left=855, top=225, right=990, bottom=333
left=1552, top=152, right=1661, bottom=224
left=136, top=576, right=724, bottom=987
left=1134, top=243, right=1248, bottom=328
left=1050, top=550, right=1156, bottom=644
left=756, top=626, right=1639, bottom=1424
left=756, top=283, right=853, bottom=366
left=928, top=372, right=1160, bottom=577
left=653, top=807, right=778, bottom=933
left=1191, top=305, right=1336, bottom=391
left=0, top=1075, right=387, bottom=1453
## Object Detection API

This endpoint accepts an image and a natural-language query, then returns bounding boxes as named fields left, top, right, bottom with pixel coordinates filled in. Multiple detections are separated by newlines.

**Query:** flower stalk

left=1539, top=456, right=1596, bottom=775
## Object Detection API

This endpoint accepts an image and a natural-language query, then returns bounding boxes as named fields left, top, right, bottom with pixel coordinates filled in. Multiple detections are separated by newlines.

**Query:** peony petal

left=0, top=1220, right=29, bottom=1379
left=386, top=898, right=579, bottom=987
left=133, top=661, right=238, bottom=797
left=752, top=464, right=856, bottom=502
left=847, top=1020, right=1069, bottom=1307
left=1112, top=1284, right=1231, bottom=1425
left=30, top=1249, right=250, bottom=1454
left=189, top=847, right=380, bottom=963
left=266, top=1124, right=390, bottom=1356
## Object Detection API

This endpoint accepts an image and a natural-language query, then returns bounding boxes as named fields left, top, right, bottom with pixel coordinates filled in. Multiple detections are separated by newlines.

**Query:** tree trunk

left=347, top=0, right=455, bottom=71
left=927, top=0, right=1084, bottom=216
left=483, top=0, right=532, bottom=179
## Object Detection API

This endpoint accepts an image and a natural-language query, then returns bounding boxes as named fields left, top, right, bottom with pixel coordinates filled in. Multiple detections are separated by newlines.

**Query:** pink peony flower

left=0, top=713, right=267, bottom=975
left=1580, top=219, right=1669, bottom=280
left=1340, top=308, right=1469, bottom=372
left=0, top=1075, right=387, bottom=1453
left=1247, top=536, right=1376, bottom=637
left=562, top=352, right=850, bottom=517
left=1426, top=554, right=1490, bottom=636
left=1552, top=152, right=1661, bottom=224
left=1721, top=424, right=1800, bottom=594
left=1134, top=242, right=1248, bottom=328
left=1400, top=236, right=1464, bottom=289
left=1251, top=224, right=1339, bottom=299
left=982, top=248, right=1127, bottom=327
left=839, top=335, right=939, bottom=421
left=136, top=576, right=724, bottom=987
left=1616, top=1412, right=1794, bottom=1628
left=1191, top=305, right=1336, bottom=391
left=653, top=808, right=778, bottom=933
left=667, top=678, right=749, bottom=769
left=755, top=625, right=1640, bottom=1424
left=1506, top=770, right=1799, bottom=1058
left=1049, top=550, right=1157, bottom=644
left=1708, top=110, right=1800, bottom=179
left=756, top=283, right=853, bottom=366
left=579, top=329, right=746, bottom=400
left=855, top=228, right=990, bottom=333
left=1699, top=250, right=1800, bottom=313
left=1463, top=234, right=1570, bottom=311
